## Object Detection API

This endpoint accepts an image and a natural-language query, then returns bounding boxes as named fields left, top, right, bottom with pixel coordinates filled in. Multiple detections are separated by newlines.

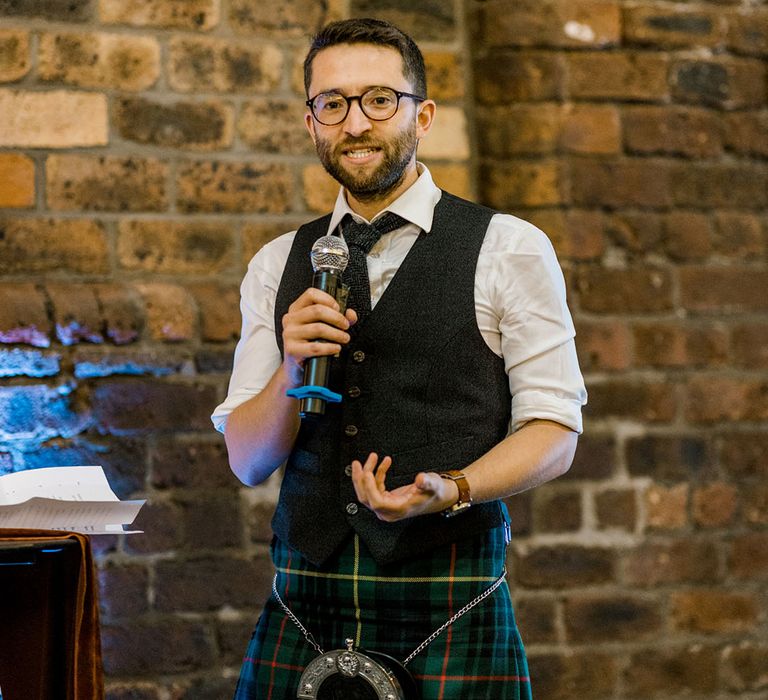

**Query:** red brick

left=686, top=375, right=768, bottom=423
left=645, top=483, right=689, bottom=530
left=624, top=4, right=725, bottom=48
left=124, top=501, right=183, bottom=554
left=585, top=380, right=677, bottom=423
left=46, top=154, right=168, bottom=212
left=477, top=104, right=560, bottom=157
left=623, top=539, right=719, bottom=586
left=151, top=439, right=236, bottom=490
left=626, top=435, right=715, bottom=481
left=177, top=160, right=292, bottom=214
left=117, top=220, right=235, bottom=274
left=633, top=322, right=728, bottom=368
left=514, top=546, right=615, bottom=588
left=680, top=265, right=768, bottom=312
left=692, top=482, right=738, bottom=528
left=0, top=218, right=109, bottom=274
left=0, top=153, right=34, bottom=207
left=568, top=51, right=669, bottom=100
left=713, top=210, right=766, bottom=259
left=729, top=532, right=768, bottom=580
left=671, top=589, right=759, bottom=633
left=534, top=488, right=582, bottom=533
left=529, top=209, right=605, bottom=261
left=480, top=160, right=563, bottom=208
left=595, top=489, right=636, bottom=531
left=98, top=564, right=149, bottom=620
left=732, top=323, right=768, bottom=369
left=0, top=28, right=30, bottom=82
left=513, top=597, right=558, bottom=644
left=672, top=57, right=767, bottom=109
left=135, top=283, right=196, bottom=342
left=0, top=282, right=51, bottom=347
left=187, top=283, right=240, bottom=343
left=474, top=51, right=564, bottom=104
left=663, top=210, right=713, bottom=260
left=560, top=104, right=620, bottom=154
left=0, top=384, right=89, bottom=440
left=721, top=642, right=768, bottom=693
left=725, top=111, right=768, bottom=158
left=94, top=284, right=143, bottom=345
left=574, top=320, right=632, bottom=371
left=605, top=211, right=664, bottom=254
left=564, top=434, right=616, bottom=481
left=623, top=645, right=719, bottom=696
left=718, top=432, right=768, bottom=479
left=47, top=282, right=103, bottom=345
left=564, top=594, right=661, bottom=642
left=528, top=652, right=618, bottom=700
left=744, top=483, right=768, bottom=525
left=671, top=162, right=768, bottom=209
left=624, top=105, right=723, bottom=158
left=570, top=158, right=674, bottom=208
left=576, top=267, right=673, bottom=313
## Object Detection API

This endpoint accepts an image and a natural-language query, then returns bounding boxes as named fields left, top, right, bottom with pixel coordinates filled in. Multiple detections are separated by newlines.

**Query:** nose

left=343, top=97, right=372, bottom=136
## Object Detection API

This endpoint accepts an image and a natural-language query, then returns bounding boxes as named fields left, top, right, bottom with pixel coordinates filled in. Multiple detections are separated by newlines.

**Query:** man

left=212, top=17, right=586, bottom=700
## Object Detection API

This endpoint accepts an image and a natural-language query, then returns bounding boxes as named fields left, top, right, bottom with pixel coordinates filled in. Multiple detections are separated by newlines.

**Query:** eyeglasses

left=306, top=86, right=425, bottom=126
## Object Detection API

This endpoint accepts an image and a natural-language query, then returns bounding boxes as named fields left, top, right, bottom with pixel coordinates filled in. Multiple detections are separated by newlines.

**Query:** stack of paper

left=0, top=466, right=145, bottom=534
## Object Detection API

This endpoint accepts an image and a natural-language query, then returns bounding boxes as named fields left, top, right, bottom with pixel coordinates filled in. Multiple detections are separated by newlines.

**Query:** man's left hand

left=350, top=452, right=459, bottom=522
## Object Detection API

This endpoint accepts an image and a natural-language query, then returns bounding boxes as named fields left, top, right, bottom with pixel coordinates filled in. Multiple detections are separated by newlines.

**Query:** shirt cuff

left=510, top=389, right=585, bottom=434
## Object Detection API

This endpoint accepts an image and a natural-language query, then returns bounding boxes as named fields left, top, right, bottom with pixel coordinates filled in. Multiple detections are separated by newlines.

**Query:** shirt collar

left=326, top=162, right=442, bottom=235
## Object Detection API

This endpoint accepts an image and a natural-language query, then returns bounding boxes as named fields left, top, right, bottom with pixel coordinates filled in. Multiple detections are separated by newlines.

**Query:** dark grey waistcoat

left=273, top=191, right=511, bottom=565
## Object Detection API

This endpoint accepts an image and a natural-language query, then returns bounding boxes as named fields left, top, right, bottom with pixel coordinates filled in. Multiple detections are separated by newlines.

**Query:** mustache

left=335, top=138, right=382, bottom=152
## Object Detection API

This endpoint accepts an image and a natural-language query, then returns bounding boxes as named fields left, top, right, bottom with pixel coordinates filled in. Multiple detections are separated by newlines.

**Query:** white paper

left=0, top=466, right=145, bottom=534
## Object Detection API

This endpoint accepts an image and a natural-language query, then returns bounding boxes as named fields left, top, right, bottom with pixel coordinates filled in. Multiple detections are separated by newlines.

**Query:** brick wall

left=0, top=0, right=766, bottom=697
left=471, top=1, right=768, bottom=698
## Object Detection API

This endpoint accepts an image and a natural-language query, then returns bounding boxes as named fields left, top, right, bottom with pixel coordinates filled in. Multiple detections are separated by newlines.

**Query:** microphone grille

left=310, top=234, right=349, bottom=273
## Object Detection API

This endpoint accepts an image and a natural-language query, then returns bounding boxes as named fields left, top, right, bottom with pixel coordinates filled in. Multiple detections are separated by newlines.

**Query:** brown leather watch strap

left=439, top=469, right=472, bottom=517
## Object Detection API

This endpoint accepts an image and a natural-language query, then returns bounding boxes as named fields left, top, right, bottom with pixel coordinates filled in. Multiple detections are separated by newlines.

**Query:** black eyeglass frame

left=305, top=87, right=426, bottom=126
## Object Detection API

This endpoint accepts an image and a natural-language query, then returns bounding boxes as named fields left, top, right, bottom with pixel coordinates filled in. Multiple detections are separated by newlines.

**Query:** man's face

left=305, top=43, right=433, bottom=203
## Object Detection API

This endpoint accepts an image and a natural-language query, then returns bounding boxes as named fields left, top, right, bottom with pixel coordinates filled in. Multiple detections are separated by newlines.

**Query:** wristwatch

left=439, top=470, right=472, bottom=517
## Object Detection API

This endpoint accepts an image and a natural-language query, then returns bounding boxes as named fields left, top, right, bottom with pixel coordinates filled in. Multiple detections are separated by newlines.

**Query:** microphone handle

left=298, top=269, right=348, bottom=418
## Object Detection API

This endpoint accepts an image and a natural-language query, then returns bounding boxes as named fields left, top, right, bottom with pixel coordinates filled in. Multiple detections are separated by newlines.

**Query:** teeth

left=346, top=148, right=376, bottom=159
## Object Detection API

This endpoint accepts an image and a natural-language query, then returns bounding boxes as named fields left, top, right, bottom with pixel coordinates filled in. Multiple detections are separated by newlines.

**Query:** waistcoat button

left=344, top=425, right=358, bottom=437
left=352, top=350, right=366, bottom=363
left=344, top=464, right=353, bottom=477
left=346, top=502, right=359, bottom=515
left=348, top=386, right=361, bottom=398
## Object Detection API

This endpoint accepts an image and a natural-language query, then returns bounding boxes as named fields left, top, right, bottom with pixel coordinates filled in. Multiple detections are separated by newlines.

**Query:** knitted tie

left=342, top=212, right=408, bottom=320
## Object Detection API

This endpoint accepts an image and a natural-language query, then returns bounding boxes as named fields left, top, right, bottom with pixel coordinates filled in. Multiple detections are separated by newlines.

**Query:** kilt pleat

left=234, top=522, right=532, bottom=700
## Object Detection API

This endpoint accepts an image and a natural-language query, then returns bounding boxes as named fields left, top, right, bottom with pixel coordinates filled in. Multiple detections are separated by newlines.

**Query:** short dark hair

left=303, top=18, right=427, bottom=98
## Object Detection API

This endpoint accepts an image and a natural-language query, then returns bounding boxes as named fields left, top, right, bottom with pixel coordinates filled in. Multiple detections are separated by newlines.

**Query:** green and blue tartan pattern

left=233, top=521, right=532, bottom=700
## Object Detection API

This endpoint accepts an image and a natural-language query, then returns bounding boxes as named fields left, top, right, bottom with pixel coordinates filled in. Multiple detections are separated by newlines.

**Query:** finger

left=374, top=456, right=392, bottom=492
left=289, top=287, right=341, bottom=312
left=415, top=472, right=440, bottom=494
left=350, top=460, right=370, bottom=506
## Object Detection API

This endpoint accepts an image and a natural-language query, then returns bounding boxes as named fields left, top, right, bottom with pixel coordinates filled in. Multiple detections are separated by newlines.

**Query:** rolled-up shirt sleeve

left=210, top=232, right=295, bottom=434
left=477, top=214, right=587, bottom=434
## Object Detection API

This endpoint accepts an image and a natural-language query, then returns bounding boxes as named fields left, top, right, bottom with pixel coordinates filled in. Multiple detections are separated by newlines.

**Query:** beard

left=314, top=123, right=418, bottom=203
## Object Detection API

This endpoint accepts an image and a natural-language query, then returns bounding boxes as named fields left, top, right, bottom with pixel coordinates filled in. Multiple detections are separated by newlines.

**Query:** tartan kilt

left=233, top=518, right=532, bottom=700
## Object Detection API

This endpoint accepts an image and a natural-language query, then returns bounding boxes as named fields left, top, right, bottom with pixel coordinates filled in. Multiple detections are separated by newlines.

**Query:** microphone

left=286, top=234, right=350, bottom=418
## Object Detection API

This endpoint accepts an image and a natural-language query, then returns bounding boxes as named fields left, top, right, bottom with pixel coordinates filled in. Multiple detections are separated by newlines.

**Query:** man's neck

left=345, top=164, right=419, bottom=221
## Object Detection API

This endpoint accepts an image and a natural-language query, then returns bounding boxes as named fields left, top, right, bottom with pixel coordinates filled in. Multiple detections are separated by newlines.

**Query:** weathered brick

left=217, top=619, right=256, bottom=666
left=93, top=284, right=144, bottom=345
left=238, top=99, right=314, bottom=155
left=98, top=564, right=149, bottom=620
left=0, top=0, right=93, bottom=22
left=99, top=0, right=219, bottom=30
left=168, top=678, right=237, bottom=700
left=115, top=97, right=233, bottom=150
left=513, top=597, right=558, bottom=644
left=0, top=282, right=50, bottom=347
left=718, top=432, right=768, bottom=479
left=105, top=683, right=160, bottom=700
left=474, top=51, right=564, bottom=104
left=561, top=104, right=620, bottom=154
left=480, top=161, right=563, bottom=208
left=686, top=375, right=768, bottom=423
left=633, top=322, right=728, bottom=368
left=0, top=218, right=108, bottom=274
left=424, top=51, right=464, bottom=100
left=605, top=211, right=664, bottom=255
left=681, top=265, right=768, bottom=313
left=568, top=52, right=669, bottom=100
left=47, top=282, right=103, bottom=345
left=0, top=347, right=59, bottom=377
left=721, top=642, right=768, bottom=693
left=427, top=163, right=472, bottom=200
left=124, top=500, right=183, bottom=554
left=575, top=320, right=631, bottom=371
left=505, top=491, right=533, bottom=535
left=564, top=594, right=661, bottom=642
left=303, top=163, right=339, bottom=214
left=514, top=546, right=615, bottom=588
left=475, top=0, right=620, bottom=49
left=576, top=267, right=673, bottom=313
left=528, top=652, right=618, bottom=700
left=177, top=160, right=292, bottom=214
left=570, top=158, right=674, bottom=208
left=623, top=645, right=719, bottom=696
left=713, top=211, right=766, bottom=259
left=732, top=322, right=768, bottom=368
left=534, top=488, right=582, bottom=533
left=585, top=380, right=677, bottom=423
left=101, top=620, right=216, bottom=675
left=729, top=532, right=768, bottom=580
left=693, top=482, right=738, bottom=528
left=672, top=57, right=767, bottom=109
left=118, top=220, right=234, bottom=274
left=563, top=434, right=616, bottom=481
left=0, top=89, right=107, bottom=147
left=0, top=28, right=29, bottom=82
left=0, top=153, right=34, bottom=207
left=350, top=0, right=456, bottom=41
left=418, top=105, right=469, bottom=159
left=178, top=491, right=244, bottom=550
left=151, top=439, right=234, bottom=490
left=46, top=154, right=168, bottom=212
left=671, top=162, right=768, bottom=209
left=38, top=31, right=159, bottom=91
left=744, top=482, right=768, bottom=525
left=242, top=220, right=296, bottom=263
left=135, top=283, right=196, bottom=342
left=623, top=539, right=720, bottom=586
left=189, top=283, right=240, bottom=343
left=477, top=104, right=560, bottom=157
left=645, top=483, right=689, bottom=530
left=663, top=210, right=713, bottom=260
left=624, top=4, right=725, bottom=48
left=671, top=589, right=759, bottom=634
left=246, top=499, right=276, bottom=544
left=724, top=111, right=768, bottom=158
left=92, top=379, right=217, bottom=433
left=0, top=384, right=90, bottom=441
left=231, top=0, right=342, bottom=37
left=595, top=489, right=636, bottom=531
left=168, top=37, right=282, bottom=94
left=623, top=105, right=723, bottom=158
left=627, top=435, right=715, bottom=481
left=532, top=209, right=605, bottom=261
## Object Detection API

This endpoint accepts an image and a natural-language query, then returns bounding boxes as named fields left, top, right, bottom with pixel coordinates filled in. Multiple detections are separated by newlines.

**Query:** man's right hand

left=281, top=288, right=358, bottom=386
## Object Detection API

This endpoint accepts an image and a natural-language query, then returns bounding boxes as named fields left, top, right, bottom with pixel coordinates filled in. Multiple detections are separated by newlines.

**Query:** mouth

left=340, top=145, right=382, bottom=163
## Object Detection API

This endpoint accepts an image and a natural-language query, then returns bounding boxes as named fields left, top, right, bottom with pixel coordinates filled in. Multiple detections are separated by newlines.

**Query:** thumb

left=415, top=472, right=441, bottom=493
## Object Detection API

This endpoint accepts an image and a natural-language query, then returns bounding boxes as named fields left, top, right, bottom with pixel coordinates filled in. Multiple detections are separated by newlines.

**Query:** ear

left=415, top=100, right=436, bottom=140
left=304, top=110, right=317, bottom=145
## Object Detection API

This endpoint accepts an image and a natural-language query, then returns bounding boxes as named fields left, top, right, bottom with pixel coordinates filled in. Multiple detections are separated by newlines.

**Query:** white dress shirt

left=212, top=165, right=587, bottom=435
